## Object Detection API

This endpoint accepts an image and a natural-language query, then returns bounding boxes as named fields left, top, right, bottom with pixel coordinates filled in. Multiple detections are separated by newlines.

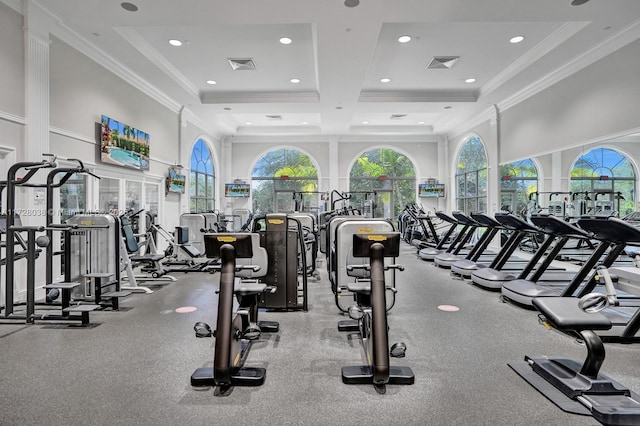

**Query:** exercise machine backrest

left=235, top=234, right=268, bottom=279
left=334, top=219, right=395, bottom=287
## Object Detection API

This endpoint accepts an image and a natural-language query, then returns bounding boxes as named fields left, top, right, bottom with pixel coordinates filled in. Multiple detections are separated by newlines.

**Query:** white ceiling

left=25, top=0, right=640, bottom=138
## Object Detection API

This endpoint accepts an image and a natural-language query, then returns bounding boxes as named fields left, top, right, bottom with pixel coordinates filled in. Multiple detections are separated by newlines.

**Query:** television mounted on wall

left=419, top=183, right=445, bottom=198
left=99, top=115, right=150, bottom=171
left=225, top=183, right=250, bottom=198
left=167, top=170, right=186, bottom=194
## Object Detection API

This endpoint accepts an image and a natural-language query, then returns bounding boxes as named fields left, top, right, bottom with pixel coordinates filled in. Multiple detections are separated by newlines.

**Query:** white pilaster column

left=221, top=138, right=233, bottom=213
left=24, top=0, right=51, bottom=163
left=552, top=151, right=562, bottom=192
left=328, top=138, right=339, bottom=191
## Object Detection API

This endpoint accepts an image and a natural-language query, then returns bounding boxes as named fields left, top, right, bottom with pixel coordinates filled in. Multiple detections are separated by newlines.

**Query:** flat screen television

left=225, top=183, right=250, bottom=198
left=419, top=183, right=445, bottom=198
left=99, top=115, right=150, bottom=171
left=167, top=171, right=186, bottom=194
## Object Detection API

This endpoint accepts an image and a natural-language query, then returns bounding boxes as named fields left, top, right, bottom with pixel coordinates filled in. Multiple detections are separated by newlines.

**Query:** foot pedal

left=257, top=320, right=279, bottom=333
left=390, top=342, right=406, bottom=358
left=243, top=324, right=261, bottom=340
left=338, top=319, right=359, bottom=332
left=194, top=322, right=213, bottom=338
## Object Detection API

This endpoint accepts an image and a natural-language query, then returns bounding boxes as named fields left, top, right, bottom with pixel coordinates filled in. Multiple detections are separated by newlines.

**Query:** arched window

left=570, top=147, right=635, bottom=216
left=251, top=148, right=318, bottom=214
left=456, top=136, right=487, bottom=214
left=500, top=159, right=538, bottom=215
left=349, top=147, right=416, bottom=218
left=189, top=138, right=215, bottom=213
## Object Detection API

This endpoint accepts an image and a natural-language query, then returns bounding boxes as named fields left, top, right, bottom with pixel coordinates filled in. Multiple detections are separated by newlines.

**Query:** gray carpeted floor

left=1, top=243, right=637, bottom=425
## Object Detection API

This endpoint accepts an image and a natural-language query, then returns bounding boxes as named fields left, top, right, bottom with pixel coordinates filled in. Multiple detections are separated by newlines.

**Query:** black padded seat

left=532, top=297, right=612, bottom=331
left=130, top=253, right=164, bottom=262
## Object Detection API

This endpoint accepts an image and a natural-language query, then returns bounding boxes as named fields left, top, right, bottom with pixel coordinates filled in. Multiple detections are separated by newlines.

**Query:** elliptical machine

left=341, top=232, right=414, bottom=392
left=190, top=233, right=278, bottom=394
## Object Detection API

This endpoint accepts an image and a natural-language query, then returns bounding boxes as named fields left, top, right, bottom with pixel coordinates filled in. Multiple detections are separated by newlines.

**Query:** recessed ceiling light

left=398, top=35, right=411, bottom=43
left=290, top=78, right=301, bottom=84
left=336, top=106, right=343, bottom=110
left=302, top=121, right=308, bottom=125
left=168, top=39, right=182, bottom=47
left=571, top=0, right=590, bottom=5
left=465, top=78, right=476, bottom=83
left=380, top=78, right=391, bottom=83
left=206, top=80, right=216, bottom=85
left=224, top=107, right=231, bottom=111
left=418, top=121, right=425, bottom=124
left=444, top=106, right=452, bottom=109
left=362, top=121, right=369, bottom=124
left=509, top=35, right=524, bottom=44
left=120, top=2, right=138, bottom=12
left=344, top=0, right=360, bottom=7
left=279, top=37, right=292, bottom=45
left=245, top=122, right=252, bottom=125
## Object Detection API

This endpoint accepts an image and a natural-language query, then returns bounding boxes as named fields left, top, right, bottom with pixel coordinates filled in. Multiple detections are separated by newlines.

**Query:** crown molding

left=27, top=0, right=183, bottom=114
left=0, top=0, right=22, bottom=13
left=181, top=108, right=226, bottom=140
left=236, top=125, right=322, bottom=135
left=114, top=26, right=200, bottom=99
left=359, top=90, right=478, bottom=103
left=499, top=18, right=640, bottom=112
left=448, top=19, right=640, bottom=141
left=349, top=124, right=434, bottom=135
left=201, top=91, right=320, bottom=104
left=480, top=21, right=589, bottom=97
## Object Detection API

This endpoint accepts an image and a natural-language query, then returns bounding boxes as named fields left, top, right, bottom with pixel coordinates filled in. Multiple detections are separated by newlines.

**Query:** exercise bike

left=341, top=232, right=414, bottom=392
left=190, top=233, right=278, bottom=394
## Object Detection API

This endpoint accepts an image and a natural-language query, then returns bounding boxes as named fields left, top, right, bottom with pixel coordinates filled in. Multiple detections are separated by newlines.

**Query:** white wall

left=0, top=1, right=25, bottom=157
left=500, top=39, right=640, bottom=162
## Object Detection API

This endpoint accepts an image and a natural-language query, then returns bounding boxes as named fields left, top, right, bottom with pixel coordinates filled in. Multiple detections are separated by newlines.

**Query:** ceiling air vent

left=265, top=114, right=282, bottom=120
left=390, top=114, right=408, bottom=120
left=228, top=58, right=256, bottom=70
left=427, top=56, right=459, bottom=69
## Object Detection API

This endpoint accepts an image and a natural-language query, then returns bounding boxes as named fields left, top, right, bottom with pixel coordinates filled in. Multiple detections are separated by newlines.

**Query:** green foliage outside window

left=251, top=149, right=318, bottom=214
left=456, top=136, right=487, bottom=214
left=349, top=147, right=416, bottom=218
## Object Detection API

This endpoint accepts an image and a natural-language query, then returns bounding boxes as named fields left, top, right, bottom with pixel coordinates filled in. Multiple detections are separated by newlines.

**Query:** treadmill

left=500, top=214, right=613, bottom=307
left=470, top=213, right=570, bottom=290
left=434, top=211, right=495, bottom=269
left=451, top=212, right=535, bottom=278
left=419, top=211, right=469, bottom=261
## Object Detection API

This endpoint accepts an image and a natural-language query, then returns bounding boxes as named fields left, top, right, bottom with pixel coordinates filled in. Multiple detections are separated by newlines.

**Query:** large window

left=251, top=148, right=318, bottom=214
left=500, top=159, right=538, bottom=215
left=570, top=147, right=635, bottom=216
left=456, top=136, right=487, bottom=213
left=349, top=147, right=416, bottom=218
left=189, top=139, right=215, bottom=213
